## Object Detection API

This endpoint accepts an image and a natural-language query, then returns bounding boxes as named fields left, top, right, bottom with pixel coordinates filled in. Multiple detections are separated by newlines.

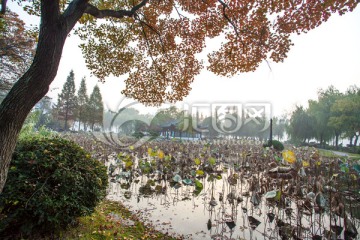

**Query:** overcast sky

left=9, top=3, right=360, bottom=118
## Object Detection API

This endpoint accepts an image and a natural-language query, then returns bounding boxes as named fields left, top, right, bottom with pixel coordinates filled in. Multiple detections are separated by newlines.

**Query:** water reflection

left=106, top=140, right=360, bottom=239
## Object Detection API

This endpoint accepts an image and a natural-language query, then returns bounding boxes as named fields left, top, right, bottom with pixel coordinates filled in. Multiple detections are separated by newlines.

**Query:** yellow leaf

left=148, top=148, right=152, bottom=155
left=129, top=145, right=134, bottom=150
left=302, top=160, right=310, bottom=167
left=158, top=150, right=164, bottom=159
left=282, top=150, right=296, bottom=164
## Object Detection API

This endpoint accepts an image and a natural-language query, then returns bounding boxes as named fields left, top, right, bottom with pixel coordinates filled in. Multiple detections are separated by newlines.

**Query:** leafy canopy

left=0, top=10, right=35, bottom=98
left=17, top=0, right=359, bottom=105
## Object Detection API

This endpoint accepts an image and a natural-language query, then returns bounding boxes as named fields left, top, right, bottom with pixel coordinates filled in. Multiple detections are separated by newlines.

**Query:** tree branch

left=84, top=0, right=149, bottom=19
left=217, top=0, right=239, bottom=38
left=136, top=13, right=166, bottom=54
left=139, top=21, right=168, bottom=85
left=62, top=0, right=89, bottom=32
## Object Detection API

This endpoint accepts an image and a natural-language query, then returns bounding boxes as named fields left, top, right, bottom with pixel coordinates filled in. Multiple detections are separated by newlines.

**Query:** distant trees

left=287, top=106, right=315, bottom=144
left=308, top=86, right=342, bottom=147
left=288, top=85, right=360, bottom=148
left=329, top=86, right=360, bottom=147
left=272, top=117, right=287, bottom=141
left=88, top=85, right=103, bottom=131
left=55, top=70, right=78, bottom=131
left=54, top=70, right=103, bottom=131
left=76, top=77, right=89, bottom=131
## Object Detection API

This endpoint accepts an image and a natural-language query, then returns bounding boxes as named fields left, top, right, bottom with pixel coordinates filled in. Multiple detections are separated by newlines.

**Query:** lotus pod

left=267, top=212, right=275, bottom=222
left=225, top=221, right=236, bottom=229
left=209, top=198, right=217, bottom=206
left=311, top=151, right=320, bottom=160
left=207, top=219, right=212, bottom=230
left=248, top=216, right=261, bottom=229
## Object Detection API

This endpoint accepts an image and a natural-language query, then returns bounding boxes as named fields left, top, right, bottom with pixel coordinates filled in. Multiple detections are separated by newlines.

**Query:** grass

left=318, top=149, right=360, bottom=161
left=318, top=149, right=339, bottom=158
left=60, top=200, right=180, bottom=240
left=347, top=152, right=360, bottom=160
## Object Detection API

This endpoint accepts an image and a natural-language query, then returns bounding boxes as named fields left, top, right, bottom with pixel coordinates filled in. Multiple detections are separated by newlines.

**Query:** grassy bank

left=60, top=200, right=179, bottom=240
left=318, top=148, right=360, bottom=161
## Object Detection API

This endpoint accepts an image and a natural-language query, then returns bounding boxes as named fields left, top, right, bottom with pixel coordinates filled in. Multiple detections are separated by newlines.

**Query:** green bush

left=272, top=140, right=285, bottom=151
left=263, top=140, right=284, bottom=151
left=0, top=136, right=108, bottom=238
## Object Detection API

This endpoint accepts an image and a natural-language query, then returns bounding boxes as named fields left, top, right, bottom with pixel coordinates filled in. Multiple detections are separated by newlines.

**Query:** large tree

left=0, top=0, right=358, bottom=192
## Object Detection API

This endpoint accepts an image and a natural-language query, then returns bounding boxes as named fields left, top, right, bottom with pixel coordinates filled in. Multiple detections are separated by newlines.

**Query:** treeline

left=34, top=70, right=104, bottom=131
left=103, top=105, right=287, bottom=141
left=30, top=72, right=359, bottom=150
left=287, top=85, right=360, bottom=149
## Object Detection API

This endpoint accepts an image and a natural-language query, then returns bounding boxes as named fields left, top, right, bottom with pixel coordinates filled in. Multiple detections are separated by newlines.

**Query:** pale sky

left=8, top=3, right=360, bottom=117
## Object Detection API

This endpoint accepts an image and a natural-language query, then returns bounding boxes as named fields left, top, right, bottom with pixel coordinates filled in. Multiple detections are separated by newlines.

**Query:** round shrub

left=0, top=136, right=108, bottom=238
left=271, top=140, right=285, bottom=151
left=263, top=140, right=284, bottom=151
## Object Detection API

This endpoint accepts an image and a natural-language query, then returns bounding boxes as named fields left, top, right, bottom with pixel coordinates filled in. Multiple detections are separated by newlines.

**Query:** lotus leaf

left=282, top=150, right=296, bottom=164
left=158, top=150, right=164, bottom=159
left=265, top=190, right=280, bottom=201
left=353, top=164, right=360, bottom=174
left=302, top=160, right=310, bottom=167
left=194, top=179, right=203, bottom=196
left=340, top=163, right=349, bottom=173
left=182, top=178, right=193, bottom=185
left=208, top=157, right=216, bottom=166
left=173, top=174, right=182, bottom=183
left=196, top=169, right=204, bottom=176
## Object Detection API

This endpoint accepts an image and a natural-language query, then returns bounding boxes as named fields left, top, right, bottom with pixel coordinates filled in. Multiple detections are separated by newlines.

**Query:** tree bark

left=335, top=133, right=339, bottom=149
left=354, top=135, right=359, bottom=147
left=0, top=0, right=87, bottom=193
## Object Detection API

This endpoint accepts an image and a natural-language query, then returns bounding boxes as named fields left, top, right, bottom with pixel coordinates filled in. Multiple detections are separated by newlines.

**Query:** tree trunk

left=335, top=133, right=339, bottom=149
left=320, top=135, right=323, bottom=148
left=65, top=105, right=69, bottom=131
left=354, top=135, right=359, bottom=147
left=269, top=118, right=273, bottom=146
left=0, top=1, right=86, bottom=193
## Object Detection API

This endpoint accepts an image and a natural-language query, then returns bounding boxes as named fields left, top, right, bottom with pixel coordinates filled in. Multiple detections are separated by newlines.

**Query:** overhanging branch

left=217, top=0, right=239, bottom=37
left=84, top=0, right=149, bottom=19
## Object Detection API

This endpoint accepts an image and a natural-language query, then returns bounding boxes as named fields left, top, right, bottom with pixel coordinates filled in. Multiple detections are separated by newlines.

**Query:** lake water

left=107, top=164, right=360, bottom=240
